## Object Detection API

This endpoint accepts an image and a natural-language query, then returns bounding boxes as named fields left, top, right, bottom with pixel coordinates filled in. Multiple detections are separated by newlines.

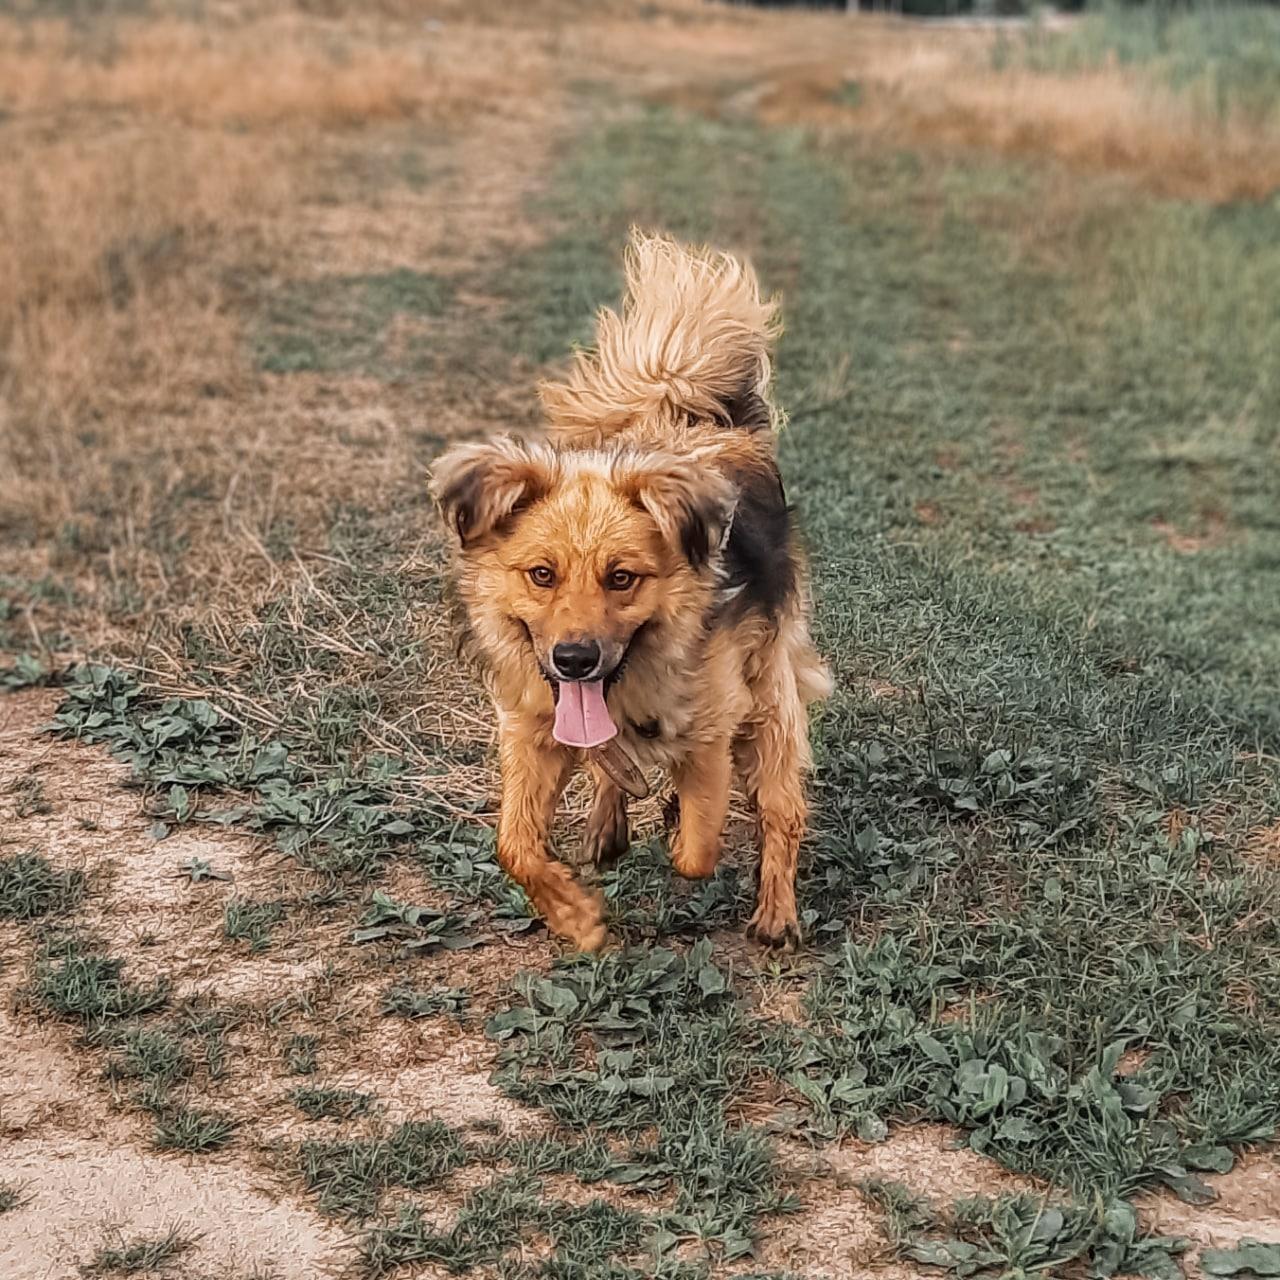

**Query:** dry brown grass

left=748, top=28, right=1280, bottom=203
left=576, top=10, right=1280, bottom=203
left=0, top=8, right=559, bottom=656
left=0, top=17, right=527, bottom=128
left=866, top=63, right=1280, bottom=203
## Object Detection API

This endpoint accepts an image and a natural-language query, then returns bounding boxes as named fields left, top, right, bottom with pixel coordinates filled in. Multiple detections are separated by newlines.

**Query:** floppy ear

left=613, top=452, right=736, bottom=570
left=430, top=437, right=556, bottom=548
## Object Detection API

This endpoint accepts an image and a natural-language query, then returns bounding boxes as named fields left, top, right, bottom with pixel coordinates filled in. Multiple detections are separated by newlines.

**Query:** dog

left=430, top=230, right=829, bottom=951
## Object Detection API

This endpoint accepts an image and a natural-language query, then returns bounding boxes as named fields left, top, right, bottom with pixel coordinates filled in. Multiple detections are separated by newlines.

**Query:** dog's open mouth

left=550, top=679, right=617, bottom=749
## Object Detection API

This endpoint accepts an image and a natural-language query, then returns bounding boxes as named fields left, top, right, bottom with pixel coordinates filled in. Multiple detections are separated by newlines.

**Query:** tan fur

left=432, top=229, right=828, bottom=951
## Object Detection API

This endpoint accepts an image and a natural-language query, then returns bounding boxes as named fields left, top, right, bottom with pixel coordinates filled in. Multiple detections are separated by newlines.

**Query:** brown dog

left=431, top=231, right=829, bottom=950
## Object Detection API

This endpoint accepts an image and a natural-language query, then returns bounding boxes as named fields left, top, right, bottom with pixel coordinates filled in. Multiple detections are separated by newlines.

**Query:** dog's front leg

left=497, top=728, right=606, bottom=951
left=669, top=735, right=732, bottom=879
left=583, top=766, right=629, bottom=866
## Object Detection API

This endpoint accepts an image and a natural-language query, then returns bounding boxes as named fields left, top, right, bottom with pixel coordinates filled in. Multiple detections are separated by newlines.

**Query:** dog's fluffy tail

left=539, top=230, right=781, bottom=445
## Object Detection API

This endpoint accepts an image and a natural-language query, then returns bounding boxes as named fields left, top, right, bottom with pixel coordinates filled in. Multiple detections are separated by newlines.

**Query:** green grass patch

left=223, top=897, right=286, bottom=953
left=83, top=1228, right=194, bottom=1275
left=254, top=269, right=454, bottom=377
left=151, top=1106, right=237, bottom=1153
left=361, top=1174, right=658, bottom=1278
left=25, top=86, right=1280, bottom=1278
left=34, top=936, right=168, bottom=1028
left=475, top=101, right=1280, bottom=1271
left=0, top=1180, right=30, bottom=1214
left=292, top=1086, right=376, bottom=1121
left=96, top=1002, right=241, bottom=1119
left=496, top=1132, right=631, bottom=1183
left=283, top=1031, right=319, bottom=1076
left=0, top=851, right=83, bottom=920
left=102, top=1026, right=191, bottom=1095
left=879, top=1190, right=1186, bottom=1279
left=489, top=942, right=796, bottom=1260
left=381, top=984, right=468, bottom=1020
left=300, top=1119, right=468, bottom=1220
left=1008, top=4, right=1280, bottom=122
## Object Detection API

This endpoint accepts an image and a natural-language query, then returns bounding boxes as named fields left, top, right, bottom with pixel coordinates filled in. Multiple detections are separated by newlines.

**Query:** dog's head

left=430, top=436, right=734, bottom=686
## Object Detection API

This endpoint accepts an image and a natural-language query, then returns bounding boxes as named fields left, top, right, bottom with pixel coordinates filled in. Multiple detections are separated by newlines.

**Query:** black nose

left=552, top=640, right=602, bottom=680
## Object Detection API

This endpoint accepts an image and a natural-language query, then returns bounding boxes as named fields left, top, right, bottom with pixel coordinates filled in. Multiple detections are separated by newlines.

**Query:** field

left=2, top=2, right=1280, bottom=1278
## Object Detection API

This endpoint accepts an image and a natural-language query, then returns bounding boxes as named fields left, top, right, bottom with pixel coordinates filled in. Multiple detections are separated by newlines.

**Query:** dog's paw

left=530, top=861, right=608, bottom=952
left=583, top=794, right=629, bottom=866
left=746, top=901, right=802, bottom=952
left=669, top=829, right=721, bottom=880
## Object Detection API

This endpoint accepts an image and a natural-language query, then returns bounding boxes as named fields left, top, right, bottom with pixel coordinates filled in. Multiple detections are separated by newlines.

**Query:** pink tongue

left=552, top=679, right=617, bottom=749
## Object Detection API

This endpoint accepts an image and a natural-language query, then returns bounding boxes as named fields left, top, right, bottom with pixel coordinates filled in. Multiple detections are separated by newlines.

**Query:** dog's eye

left=527, top=566, right=556, bottom=588
left=606, top=569, right=638, bottom=591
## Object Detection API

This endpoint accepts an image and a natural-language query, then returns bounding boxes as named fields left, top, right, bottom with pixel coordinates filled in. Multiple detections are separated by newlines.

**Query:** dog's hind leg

left=737, top=667, right=811, bottom=951
left=497, top=728, right=606, bottom=951
left=669, top=735, right=732, bottom=879
left=583, top=768, right=629, bottom=865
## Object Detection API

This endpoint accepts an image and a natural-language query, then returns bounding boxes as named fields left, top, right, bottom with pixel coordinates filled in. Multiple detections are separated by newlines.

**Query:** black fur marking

left=716, top=459, right=797, bottom=623
left=441, top=464, right=489, bottom=544
left=632, top=718, right=662, bottom=740
left=440, top=446, right=544, bottom=547
left=721, top=386, right=772, bottom=433
left=678, top=489, right=731, bottom=570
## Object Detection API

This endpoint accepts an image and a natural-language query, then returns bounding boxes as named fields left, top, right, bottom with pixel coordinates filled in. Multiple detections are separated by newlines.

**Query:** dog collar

left=588, top=738, right=650, bottom=800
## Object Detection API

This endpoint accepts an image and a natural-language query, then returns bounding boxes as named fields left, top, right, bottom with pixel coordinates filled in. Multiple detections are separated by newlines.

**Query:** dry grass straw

left=580, top=9, right=1280, bottom=203
left=752, top=26, right=1280, bottom=203
left=0, top=9, right=556, bottom=657
left=0, top=15, right=527, bottom=127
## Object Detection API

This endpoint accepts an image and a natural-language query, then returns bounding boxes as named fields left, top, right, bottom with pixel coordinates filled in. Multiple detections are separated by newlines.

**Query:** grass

left=151, top=1106, right=237, bottom=1153
left=284, top=1034, right=320, bottom=1075
left=103, top=1027, right=192, bottom=1094
left=82, top=1228, right=195, bottom=1275
left=284, top=1032, right=320, bottom=1076
left=253, top=269, right=455, bottom=376
left=1013, top=4, right=1280, bottom=123
left=223, top=898, right=286, bottom=953
left=300, top=1120, right=468, bottom=1220
left=381, top=984, right=469, bottom=1020
left=24, top=95, right=1280, bottom=1273
left=0, top=1180, right=30, bottom=1214
left=360, top=1175, right=655, bottom=1278
left=4, top=4, right=1280, bottom=1278
left=95, top=1005, right=243, bottom=1135
left=0, top=851, right=84, bottom=919
left=381, top=104, right=1276, bottom=1269
left=292, top=1086, right=376, bottom=1121
left=34, top=936, right=169, bottom=1028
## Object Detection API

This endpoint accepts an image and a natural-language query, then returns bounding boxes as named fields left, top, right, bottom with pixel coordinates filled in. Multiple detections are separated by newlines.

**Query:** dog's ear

left=430, top=437, right=556, bottom=548
left=613, top=452, right=736, bottom=570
